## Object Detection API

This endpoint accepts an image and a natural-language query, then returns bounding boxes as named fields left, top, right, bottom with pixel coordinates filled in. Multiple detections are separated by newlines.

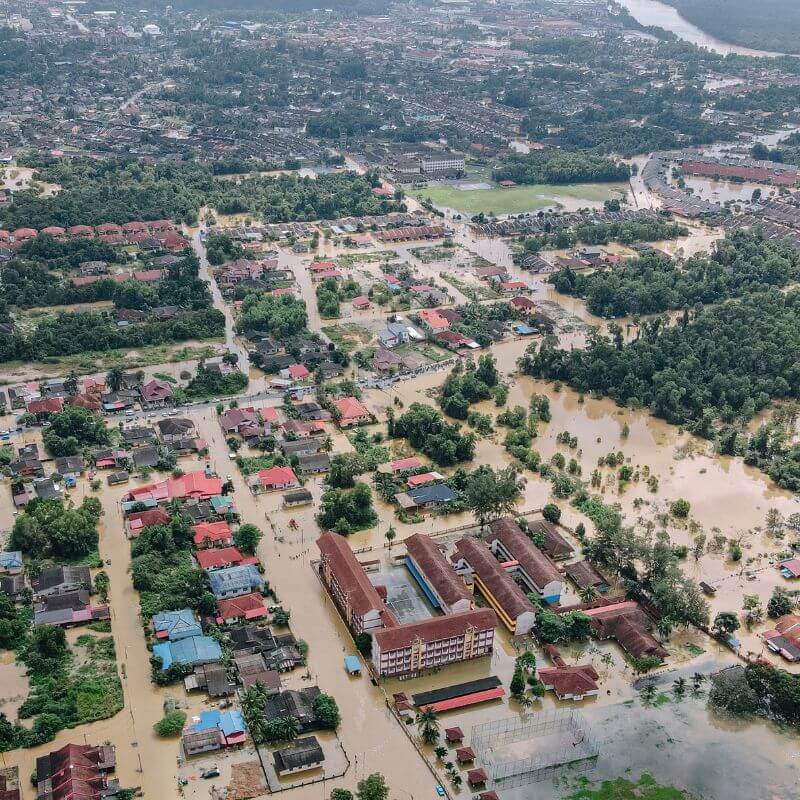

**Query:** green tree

left=313, top=693, right=341, bottom=729
left=768, top=587, right=794, bottom=618
left=542, top=503, right=561, bottom=524
left=356, top=774, right=389, bottom=800
left=712, top=611, right=740, bottom=637
left=463, top=465, right=522, bottom=528
left=415, top=707, right=440, bottom=744
left=153, top=710, right=187, bottom=737
left=670, top=499, right=691, bottom=518
left=234, top=523, right=262, bottom=554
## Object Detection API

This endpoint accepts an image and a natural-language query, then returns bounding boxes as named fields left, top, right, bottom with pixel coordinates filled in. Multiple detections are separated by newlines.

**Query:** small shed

left=467, top=768, right=488, bottom=788
left=456, top=747, right=475, bottom=764
left=444, top=727, right=464, bottom=744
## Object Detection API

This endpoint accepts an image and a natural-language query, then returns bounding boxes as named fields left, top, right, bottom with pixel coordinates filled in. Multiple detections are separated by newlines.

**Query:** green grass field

left=408, top=182, right=627, bottom=215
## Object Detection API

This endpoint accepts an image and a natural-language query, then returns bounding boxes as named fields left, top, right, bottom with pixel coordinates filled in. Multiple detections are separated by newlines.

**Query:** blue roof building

left=152, top=609, right=202, bottom=642
left=152, top=635, right=222, bottom=670
left=208, top=564, right=264, bottom=599
left=189, top=708, right=247, bottom=745
left=344, top=655, right=362, bottom=675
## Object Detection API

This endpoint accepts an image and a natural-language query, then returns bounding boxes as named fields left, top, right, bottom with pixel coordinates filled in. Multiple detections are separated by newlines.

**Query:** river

left=617, top=0, right=786, bottom=58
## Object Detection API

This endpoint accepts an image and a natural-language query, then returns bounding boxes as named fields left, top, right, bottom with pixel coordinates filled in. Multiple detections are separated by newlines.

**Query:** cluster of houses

left=0, top=219, right=188, bottom=251
left=0, top=553, right=110, bottom=630
left=216, top=394, right=372, bottom=493
left=8, top=416, right=208, bottom=510
left=214, top=257, right=295, bottom=298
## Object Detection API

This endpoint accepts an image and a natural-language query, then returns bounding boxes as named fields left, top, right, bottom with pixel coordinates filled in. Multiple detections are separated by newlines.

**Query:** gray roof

left=273, top=737, right=324, bottom=772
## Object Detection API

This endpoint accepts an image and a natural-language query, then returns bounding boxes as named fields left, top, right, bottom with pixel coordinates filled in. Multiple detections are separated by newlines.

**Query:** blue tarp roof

left=407, top=484, right=457, bottom=504
left=513, top=324, right=536, bottom=335
left=153, top=635, right=222, bottom=669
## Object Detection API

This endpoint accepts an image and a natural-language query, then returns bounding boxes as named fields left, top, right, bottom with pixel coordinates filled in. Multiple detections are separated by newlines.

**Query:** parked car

left=201, top=767, right=220, bottom=779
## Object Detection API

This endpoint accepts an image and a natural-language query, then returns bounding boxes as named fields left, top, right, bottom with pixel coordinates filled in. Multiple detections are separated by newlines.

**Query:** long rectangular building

left=372, top=609, right=496, bottom=678
left=488, top=517, right=563, bottom=604
left=453, top=537, right=537, bottom=635
left=404, top=533, right=472, bottom=614
left=317, top=532, right=394, bottom=634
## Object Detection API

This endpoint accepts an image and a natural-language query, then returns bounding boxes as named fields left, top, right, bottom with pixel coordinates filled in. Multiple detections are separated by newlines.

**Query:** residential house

left=273, top=737, right=325, bottom=776
left=233, top=652, right=282, bottom=692
left=417, top=309, right=450, bottom=335
left=157, top=418, right=196, bottom=442
left=216, top=592, right=268, bottom=625
left=93, top=448, right=130, bottom=470
left=0, top=551, right=23, bottom=575
left=31, top=566, right=91, bottom=599
left=35, top=744, right=116, bottom=800
left=133, top=446, right=161, bottom=469
left=152, top=635, right=223, bottom=670
left=208, top=565, right=264, bottom=599
left=152, top=608, right=203, bottom=641
left=378, top=322, right=409, bottom=349
left=196, top=546, right=249, bottom=571
left=281, top=436, right=325, bottom=456
left=296, top=453, right=330, bottom=474
left=373, top=348, right=403, bottom=373
left=140, top=379, right=173, bottom=408
left=54, top=455, right=86, bottom=477
left=333, top=396, right=371, bottom=428
left=126, top=507, right=170, bottom=537
left=26, top=397, right=64, bottom=419
left=254, top=466, right=300, bottom=493
left=219, top=407, right=260, bottom=435
left=283, top=487, right=313, bottom=507
left=193, top=521, right=234, bottom=549
left=182, top=709, right=246, bottom=755
left=263, top=687, right=322, bottom=731
left=184, top=662, right=236, bottom=698
left=33, top=590, right=110, bottom=628
left=0, top=574, right=26, bottom=601
left=394, top=484, right=457, bottom=513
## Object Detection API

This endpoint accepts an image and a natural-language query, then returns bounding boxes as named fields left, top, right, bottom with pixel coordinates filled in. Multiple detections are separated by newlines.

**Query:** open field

left=407, top=182, right=628, bottom=216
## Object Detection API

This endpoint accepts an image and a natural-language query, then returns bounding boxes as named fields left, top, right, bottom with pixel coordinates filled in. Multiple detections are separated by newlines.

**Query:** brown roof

left=372, top=608, right=496, bottom=653
left=527, top=519, right=574, bottom=560
left=456, top=747, right=475, bottom=763
left=488, top=517, right=562, bottom=589
left=454, top=536, right=534, bottom=619
left=405, top=533, right=471, bottom=608
left=564, top=560, right=608, bottom=590
left=538, top=664, right=599, bottom=698
left=317, top=532, right=388, bottom=619
left=584, top=601, right=668, bottom=660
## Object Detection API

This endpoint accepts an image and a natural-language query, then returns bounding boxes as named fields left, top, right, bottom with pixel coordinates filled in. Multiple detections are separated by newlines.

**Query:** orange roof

left=334, top=396, right=369, bottom=420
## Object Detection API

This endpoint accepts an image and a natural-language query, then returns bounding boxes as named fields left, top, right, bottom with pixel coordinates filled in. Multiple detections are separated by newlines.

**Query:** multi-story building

left=317, top=532, right=392, bottom=634
left=372, top=609, right=496, bottom=678
left=453, top=537, right=537, bottom=635
left=404, top=533, right=472, bottom=614
left=487, top=517, right=564, bottom=604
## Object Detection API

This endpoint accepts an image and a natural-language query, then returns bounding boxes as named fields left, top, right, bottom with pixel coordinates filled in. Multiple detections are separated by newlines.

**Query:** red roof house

left=216, top=592, right=268, bottom=624
left=333, top=396, right=371, bottom=428
left=126, top=470, right=221, bottom=503
left=418, top=309, right=450, bottom=333
left=196, top=546, right=247, bottom=570
left=257, top=466, right=299, bottom=491
left=27, top=397, right=65, bottom=416
left=127, top=507, right=170, bottom=536
left=193, top=521, right=234, bottom=549
left=352, top=295, right=371, bottom=310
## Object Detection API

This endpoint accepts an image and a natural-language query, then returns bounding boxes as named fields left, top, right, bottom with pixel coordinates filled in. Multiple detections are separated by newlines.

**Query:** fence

left=471, top=709, right=599, bottom=790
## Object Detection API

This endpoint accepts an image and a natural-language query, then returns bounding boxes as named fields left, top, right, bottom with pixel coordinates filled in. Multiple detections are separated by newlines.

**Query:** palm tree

left=279, top=715, right=300, bottom=742
left=241, top=683, right=269, bottom=743
left=690, top=672, right=706, bottom=696
left=600, top=652, right=615, bottom=671
left=385, top=525, right=397, bottom=550
left=434, top=746, right=448, bottom=761
left=415, top=707, right=440, bottom=745
left=672, top=677, right=687, bottom=699
left=451, top=775, right=463, bottom=788
left=656, top=617, right=674, bottom=642
left=579, top=585, right=599, bottom=604
left=639, top=683, right=657, bottom=706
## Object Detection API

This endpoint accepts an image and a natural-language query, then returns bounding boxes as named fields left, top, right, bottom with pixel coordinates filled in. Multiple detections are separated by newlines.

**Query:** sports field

left=408, top=181, right=628, bottom=215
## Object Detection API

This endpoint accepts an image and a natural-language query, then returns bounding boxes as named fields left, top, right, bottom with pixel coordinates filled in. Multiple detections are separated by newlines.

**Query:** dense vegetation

left=439, top=355, right=499, bottom=420
left=493, top=151, right=630, bottom=185
left=10, top=497, right=101, bottom=561
left=0, top=307, right=224, bottom=362
left=0, top=158, right=401, bottom=229
left=317, top=483, right=378, bottom=534
left=387, top=403, right=476, bottom=466
left=184, top=364, right=249, bottom=399
left=238, top=293, right=308, bottom=339
left=520, top=218, right=688, bottom=255
left=550, top=232, right=800, bottom=317
left=130, top=518, right=216, bottom=619
left=520, top=290, right=800, bottom=429
left=664, top=0, right=800, bottom=55
left=43, top=406, right=110, bottom=457
left=709, top=662, right=800, bottom=727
